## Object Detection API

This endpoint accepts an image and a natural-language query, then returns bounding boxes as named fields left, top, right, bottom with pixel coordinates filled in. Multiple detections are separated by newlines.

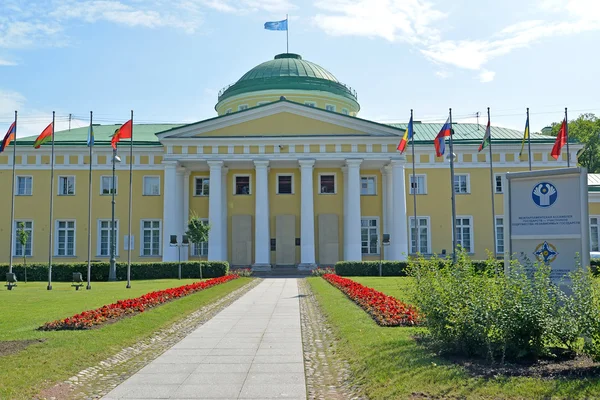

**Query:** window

left=141, top=220, right=161, bottom=256
left=56, top=220, right=75, bottom=256
left=409, top=217, right=430, bottom=254
left=455, top=216, right=473, bottom=253
left=16, top=176, right=32, bottom=195
left=257, top=101, right=270, bottom=106
left=192, top=219, right=209, bottom=257
left=142, top=176, right=160, bottom=196
left=319, top=174, right=336, bottom=194
left=238, top=104, right=248, bottom=111
left=591, top=217, right=599, bottom=252
left=101, top=176, right=117, bottom=195
left=98, top=220, right=118, bottom=256
left=495, top=217, right=504, bottom=254
left=225, top=108, right=232, bottom=114
left=13, top=220, right=32, bottom=257
left=409, top=175, right=427, bottom=195
left=360, top=176, right=376, bottom=195
left=304, top=101, right=316, bottom=107
left=58, top=176, right=75, bottom=196
left=361, top=218, right=379, bottom=255
left=454, top=174, right=470, bottom=194
left=341, top=108, right=349, bottom=115
left=325, top=104, right=336, bottom=112
left=235, top=176, right=250, bottom=195
left=495, top=174, right=503, bottom=193
left=277, top=175, right=293, bottom=194
left=194, top=177, right=209, bottom=196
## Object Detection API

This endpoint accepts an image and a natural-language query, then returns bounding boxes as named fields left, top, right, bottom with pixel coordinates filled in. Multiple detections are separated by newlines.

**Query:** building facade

left=1, top=53, right=596, bottom=269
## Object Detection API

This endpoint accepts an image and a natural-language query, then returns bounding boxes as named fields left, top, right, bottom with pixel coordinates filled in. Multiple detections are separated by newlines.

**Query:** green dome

left=217, top=53, right=358, bottom=104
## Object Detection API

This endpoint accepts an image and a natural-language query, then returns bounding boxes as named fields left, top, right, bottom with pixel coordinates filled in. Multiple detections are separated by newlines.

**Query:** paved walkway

left=103, top=278, right=306, bottom=400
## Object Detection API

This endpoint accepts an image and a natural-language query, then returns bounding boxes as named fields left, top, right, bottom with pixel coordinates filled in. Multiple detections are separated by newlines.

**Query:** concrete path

left=103, top=278, right=306, bottom=400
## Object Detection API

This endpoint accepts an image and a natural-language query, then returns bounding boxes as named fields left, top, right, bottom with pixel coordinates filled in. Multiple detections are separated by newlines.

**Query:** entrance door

left=318, top=214, right=339, bottom=266
left=276, top=215, right=296, bottom=266
left=231, top=215, right=252, bottom=266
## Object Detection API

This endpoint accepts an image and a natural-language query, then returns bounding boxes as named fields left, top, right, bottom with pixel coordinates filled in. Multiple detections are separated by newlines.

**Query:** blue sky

left=0, top=0, right=598, bottom=137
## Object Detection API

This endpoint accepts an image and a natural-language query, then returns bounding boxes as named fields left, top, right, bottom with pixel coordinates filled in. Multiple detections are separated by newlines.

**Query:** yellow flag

left=519, top=115, right=530, bottom=159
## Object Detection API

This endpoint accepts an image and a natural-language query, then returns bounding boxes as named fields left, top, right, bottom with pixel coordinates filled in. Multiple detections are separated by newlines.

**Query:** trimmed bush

left=0, top=261, right=229, bottom=282
left=334, top=259, right=502, bottom=276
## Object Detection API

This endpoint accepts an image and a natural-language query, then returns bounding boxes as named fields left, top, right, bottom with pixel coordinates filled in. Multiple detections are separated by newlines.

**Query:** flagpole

left=527, top=108, right=532, bottom=171
left=410, top=109, right=419, bottom=254
left=126, top=110, right=133, bottom=289
left=87, top=111, right=93, bottom=290
left=449, top=108, right=457, bottom=263
left=8, top=111, right=17, bottom=275
left=487, top=107, right=497, bottom=259
left=47, top=111, right=55, bottom=291
left=286, top=14, right=289, bottom=53
left=565, top=107, right=570, bottom=167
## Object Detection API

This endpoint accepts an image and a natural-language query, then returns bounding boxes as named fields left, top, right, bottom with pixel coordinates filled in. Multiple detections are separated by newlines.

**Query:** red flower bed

left=40, top=275, right=239, bottom=331
left=322, top=274, right=420, bottom=326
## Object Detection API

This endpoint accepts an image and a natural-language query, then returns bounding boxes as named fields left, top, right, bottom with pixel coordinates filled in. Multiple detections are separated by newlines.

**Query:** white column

left=207, top=161, right=223, bottom=261
left=162, top=162, right=179, bottom=261
left=299, top=159, right=316, bottom=268
left=181, top=170, right=190, bottom=262
left=381, top=166, right=393, bottom=260
left=390, top=159, right=408, bottom=260
left=341, top=166, right=349, bottom=261
left=253, top=160, right=271, bottom=268
left=221, top=167, right=228, bottom=262
left=345, top=159, right=363, bottom=261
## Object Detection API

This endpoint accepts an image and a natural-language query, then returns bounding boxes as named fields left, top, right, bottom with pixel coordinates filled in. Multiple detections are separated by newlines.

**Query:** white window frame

left=238, top=104, right=248, bottom=111
left=454, top=173, right=471, bottom=194
left=276, top=174, right=294, bottom=195
left=590, top=216, right=600, bottom=252
left=191, top=218, right=209, bottom=257
left=494, top=173, right=504, bottom=194
left=495, top=216, right=505, bottom=255
left=360, top=175, right=377, bottom=196
left=325, top=104, right=336, bottom=112
left=318, top=172, right=337, bottom=194
left=341, top=108, right=349, bottom=115
left=100, top=175, right=117, bottom=195
left=55, top=219, right=76, bottom=257
left=142, top=175, right=160, bottom=196
left=225, top=108, right=232, bottom=114
left=304, top=101, right=316, bottom=107
left=361, top=217, right=380, bottom=255
left=97, top=219, right=119, bottom=257
left=409, top=174, right=427, bottom=195
left=257, top=101, right=270, bottom=106
left=58, top=175, right=75, bottom=196
left=16, top=175, right=33, bottom=196
left=454, top=215, right=474, bottom=253
left=409, top=216, right=431, bottom=254
left=233, top=174, right=252, bottom=195
left=13, top=220, right=33, bottom=257
left=140, top=219, right=161, bottom=257
left=194, top=176, right=210, bottom=196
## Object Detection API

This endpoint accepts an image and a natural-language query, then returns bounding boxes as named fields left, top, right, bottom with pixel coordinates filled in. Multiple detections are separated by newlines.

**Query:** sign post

left=504, top=168, right=589, bottom=291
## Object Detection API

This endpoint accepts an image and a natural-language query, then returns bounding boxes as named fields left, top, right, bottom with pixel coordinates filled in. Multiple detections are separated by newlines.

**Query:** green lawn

left=0, top=278, right=251, bottom=399
left=350, top=276, right=416, bottom=304
left=308, top=276, right=600, bottom=400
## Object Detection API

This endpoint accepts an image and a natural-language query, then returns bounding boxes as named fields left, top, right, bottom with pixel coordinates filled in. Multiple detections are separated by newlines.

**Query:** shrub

left=311, top=267, right=335, bottom=276
left=231, top=268, right=253, bottom=277
left=409, top=249, right=600, bottom=362
left=334, top=259, right=501, bottom=276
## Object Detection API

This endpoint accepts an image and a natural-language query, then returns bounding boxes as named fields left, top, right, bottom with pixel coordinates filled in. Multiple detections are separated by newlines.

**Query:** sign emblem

left=534, top=241, right=558, bottom=264
left=532, top=182, right=558, bottom=207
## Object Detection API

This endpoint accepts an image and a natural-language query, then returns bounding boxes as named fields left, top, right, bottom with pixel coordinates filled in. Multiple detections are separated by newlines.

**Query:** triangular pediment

left=156, top=100, right=404, bottom=140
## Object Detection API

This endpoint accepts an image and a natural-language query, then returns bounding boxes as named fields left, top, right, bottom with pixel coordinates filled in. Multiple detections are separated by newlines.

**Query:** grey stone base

left=251, top=263, right=272, bottom=272
left=297, top=263, right=317, bottom=271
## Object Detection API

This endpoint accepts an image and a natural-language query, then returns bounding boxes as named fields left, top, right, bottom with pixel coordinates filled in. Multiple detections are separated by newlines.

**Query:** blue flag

left=264, top=19, right=288, bottom=31
left=87, top=125, right=94, bottom=147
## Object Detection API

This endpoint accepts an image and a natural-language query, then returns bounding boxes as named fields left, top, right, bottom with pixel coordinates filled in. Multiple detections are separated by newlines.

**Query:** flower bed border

left=322, top=274, right=420, bottom=326
left=39, top=275, right=240, bottom=331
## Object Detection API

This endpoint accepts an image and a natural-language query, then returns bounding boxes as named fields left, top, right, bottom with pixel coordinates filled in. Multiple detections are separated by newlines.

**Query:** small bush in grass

left=231, top=268, right=253, bottom=277
left=311, top=267, right=334, bottom=276
left=409, top=248, right=600, bottom=362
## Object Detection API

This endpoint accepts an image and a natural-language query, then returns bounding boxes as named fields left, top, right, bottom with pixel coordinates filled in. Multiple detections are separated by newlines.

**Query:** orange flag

left=111, top=119, right=132, bottom=149
left=551, top=119, right=567, bottom=160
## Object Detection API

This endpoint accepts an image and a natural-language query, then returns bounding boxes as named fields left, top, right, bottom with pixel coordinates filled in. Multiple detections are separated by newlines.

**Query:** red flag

left=111, top=119, right=132, bottom=149
left=33, top=122, right=54, bottom=149
left=551, top=119, right=567, bottom=160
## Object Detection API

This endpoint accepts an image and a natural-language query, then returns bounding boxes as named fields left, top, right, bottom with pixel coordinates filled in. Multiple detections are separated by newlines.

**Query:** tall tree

left=550, top=113, right=600, bottom=172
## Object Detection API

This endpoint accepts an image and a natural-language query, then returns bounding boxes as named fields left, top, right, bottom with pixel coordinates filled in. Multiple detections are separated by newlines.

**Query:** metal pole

left=487, top=107, right=497, bottom=259
left=109, top=148, right=117, bottom=281
left=565, top=107, right=570, bottom=167
left=286, top=14, right=289, bottom=53
left=87, top=111, right=93, bottom=290
left=127, top=110, right=133, bottom=289
left=8, top=111, right=17, bottom=275
left=410, top=109, right=419, bottom=255
left=449, top=108, right=457, bottom=263
left=178, top=244, right=182, bottom=280
left=379, top=239, right=382, bottom=277
left=527, top=108, right=532, bottom=171
left=47, top=111, right=55, bottom=290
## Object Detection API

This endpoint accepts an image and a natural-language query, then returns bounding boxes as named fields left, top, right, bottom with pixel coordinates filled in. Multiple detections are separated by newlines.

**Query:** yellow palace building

left=1, top=53, right=597, bottom=269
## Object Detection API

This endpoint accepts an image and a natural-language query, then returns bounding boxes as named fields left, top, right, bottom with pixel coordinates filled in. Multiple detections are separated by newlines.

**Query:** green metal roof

left=217, top=53, right=359, bottom=105
left=588, top=174, right=600, bottom=192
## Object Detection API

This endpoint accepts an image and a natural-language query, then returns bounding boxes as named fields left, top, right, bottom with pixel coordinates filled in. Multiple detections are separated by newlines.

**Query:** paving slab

left=102, top=278, right=306, bottom=399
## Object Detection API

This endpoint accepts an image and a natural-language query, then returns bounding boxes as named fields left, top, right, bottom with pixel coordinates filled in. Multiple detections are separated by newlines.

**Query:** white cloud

left=200, top=0, right=295, bottom=14
left=435, top=70, right=450, bottom=79
left=0, top=58, right=16, bottom=66
left=478, top=69, right=495, bottom=83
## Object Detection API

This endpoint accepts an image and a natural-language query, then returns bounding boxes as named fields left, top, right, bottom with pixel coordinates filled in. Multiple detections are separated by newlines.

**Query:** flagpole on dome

left=87, top=111, right=94, bottom=290
left=286, top=14, right=289, bottom=53
left=527, top=108, right=532, bottom=171
left=48, top=111, right=56, bottom=290
left=8, top=111, right=17, bottom=275
left=486, top=107, right=497, bottom=259
left=565, top=107, right=570, bottom=167
left=448, top=108, right=457, bottom=263
left=410, top=109, right=419, bottom=255
left=126, top=110, right=133, bottom=289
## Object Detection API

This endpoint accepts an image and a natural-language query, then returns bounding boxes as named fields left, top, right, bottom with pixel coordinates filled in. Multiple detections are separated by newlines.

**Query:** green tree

left=550, top=113, right=600, bottom=172
left=17, top=222, right=29, bottom=283
left=186, top=214, right=210, bottom=279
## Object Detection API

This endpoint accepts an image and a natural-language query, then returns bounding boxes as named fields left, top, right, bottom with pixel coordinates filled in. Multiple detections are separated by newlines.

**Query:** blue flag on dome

left=264, top=19, right=288, bottom=31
